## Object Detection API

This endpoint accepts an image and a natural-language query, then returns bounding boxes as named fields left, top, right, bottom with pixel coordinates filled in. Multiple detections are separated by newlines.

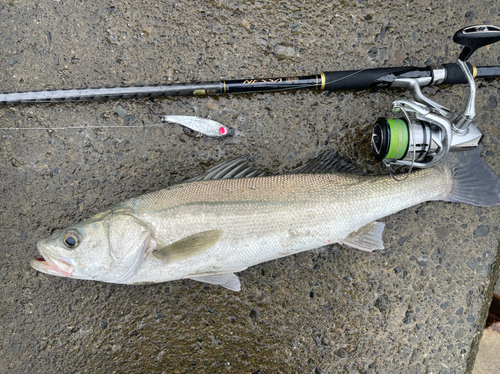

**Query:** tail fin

left=444, top=146, right=500, bottom=207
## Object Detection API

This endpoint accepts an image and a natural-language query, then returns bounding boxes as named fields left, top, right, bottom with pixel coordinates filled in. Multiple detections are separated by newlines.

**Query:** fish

left=31, top=148, right=500, bottom=291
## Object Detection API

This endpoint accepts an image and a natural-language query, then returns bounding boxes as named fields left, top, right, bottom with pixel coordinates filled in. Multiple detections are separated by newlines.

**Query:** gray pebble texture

left=1, top=1, right=500, bottom=373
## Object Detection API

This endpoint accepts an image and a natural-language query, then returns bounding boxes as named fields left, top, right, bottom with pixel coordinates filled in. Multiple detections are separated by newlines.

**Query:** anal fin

left=340, top=222, right=385, bottom=252
left=188, top=273, right=241, bottom=291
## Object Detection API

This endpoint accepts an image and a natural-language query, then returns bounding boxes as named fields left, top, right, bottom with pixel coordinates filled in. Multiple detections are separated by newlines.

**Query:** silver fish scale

left=115, top=168, right=452, bottom=284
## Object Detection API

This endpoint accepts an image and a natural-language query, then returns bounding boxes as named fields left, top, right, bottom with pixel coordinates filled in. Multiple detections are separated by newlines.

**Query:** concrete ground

left=1, top=1, right=500, bottom=373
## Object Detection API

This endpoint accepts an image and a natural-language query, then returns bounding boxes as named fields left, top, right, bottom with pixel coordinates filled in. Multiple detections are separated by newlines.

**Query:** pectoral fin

left=340, top=222, right=385, bottom=252
left=188, top=273, right=241, bottom=291
left=151, top=230, right=223, bottom=263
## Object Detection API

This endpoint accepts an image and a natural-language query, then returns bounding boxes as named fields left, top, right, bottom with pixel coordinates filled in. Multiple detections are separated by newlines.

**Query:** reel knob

left=453, top=25, right=500, bottom=61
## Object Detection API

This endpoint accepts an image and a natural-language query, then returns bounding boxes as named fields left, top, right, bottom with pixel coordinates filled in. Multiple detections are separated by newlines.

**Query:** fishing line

left=0, top=123, right=164, bottom=131
left=2, top=105, right=165, bottom=131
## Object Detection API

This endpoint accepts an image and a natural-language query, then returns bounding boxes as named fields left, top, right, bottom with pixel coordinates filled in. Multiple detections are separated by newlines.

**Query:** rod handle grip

left=323, top=66, right=429, bottom=91
left=442, top=63, right=475, bottom=85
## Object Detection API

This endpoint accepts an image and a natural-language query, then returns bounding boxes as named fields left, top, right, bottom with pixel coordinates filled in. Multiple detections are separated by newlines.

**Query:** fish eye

left=62, top=230, right=81, bottom=249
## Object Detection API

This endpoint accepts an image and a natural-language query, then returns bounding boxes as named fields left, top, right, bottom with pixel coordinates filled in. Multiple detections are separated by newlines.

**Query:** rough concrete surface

left=1, top=1, right=500, bottom=373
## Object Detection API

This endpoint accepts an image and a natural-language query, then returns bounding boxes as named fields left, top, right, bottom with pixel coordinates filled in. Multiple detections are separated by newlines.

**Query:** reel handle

left=453, top=25, right=500, bottom=61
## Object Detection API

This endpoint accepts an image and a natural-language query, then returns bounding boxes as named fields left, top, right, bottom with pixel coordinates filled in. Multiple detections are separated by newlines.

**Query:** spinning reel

left=371, top=25, right=500, bottom=169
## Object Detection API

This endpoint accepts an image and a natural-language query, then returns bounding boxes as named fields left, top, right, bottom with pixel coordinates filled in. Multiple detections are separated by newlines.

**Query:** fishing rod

left=2, top=25, right=500, bottom=173
left=0, top=29, right=499, bottom=105
left=0, top=64, right=498, bottom=104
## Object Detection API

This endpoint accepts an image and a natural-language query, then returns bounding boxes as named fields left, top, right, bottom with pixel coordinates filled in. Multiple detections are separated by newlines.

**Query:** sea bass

left=31, top=149, right=500, bottom=291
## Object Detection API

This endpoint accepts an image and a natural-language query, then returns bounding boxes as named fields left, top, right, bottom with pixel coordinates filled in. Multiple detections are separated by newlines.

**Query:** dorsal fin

left=186, top=156, right=267, bottom=182
left=288, top=150, right=365, bottom=175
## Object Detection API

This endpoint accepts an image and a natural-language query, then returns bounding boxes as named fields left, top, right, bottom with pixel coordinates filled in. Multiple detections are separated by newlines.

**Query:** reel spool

left=371, top=117, right=438, bottom=164
left=371, top=99, right=452, bottom=169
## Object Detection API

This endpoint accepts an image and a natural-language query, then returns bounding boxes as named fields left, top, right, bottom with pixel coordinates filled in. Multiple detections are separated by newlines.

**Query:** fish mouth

left=30, top=242, right=74, bottom=277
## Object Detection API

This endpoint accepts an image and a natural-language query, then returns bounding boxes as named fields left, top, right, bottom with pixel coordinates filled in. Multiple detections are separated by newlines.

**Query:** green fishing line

left=386, top=119, right=408, bottom=159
